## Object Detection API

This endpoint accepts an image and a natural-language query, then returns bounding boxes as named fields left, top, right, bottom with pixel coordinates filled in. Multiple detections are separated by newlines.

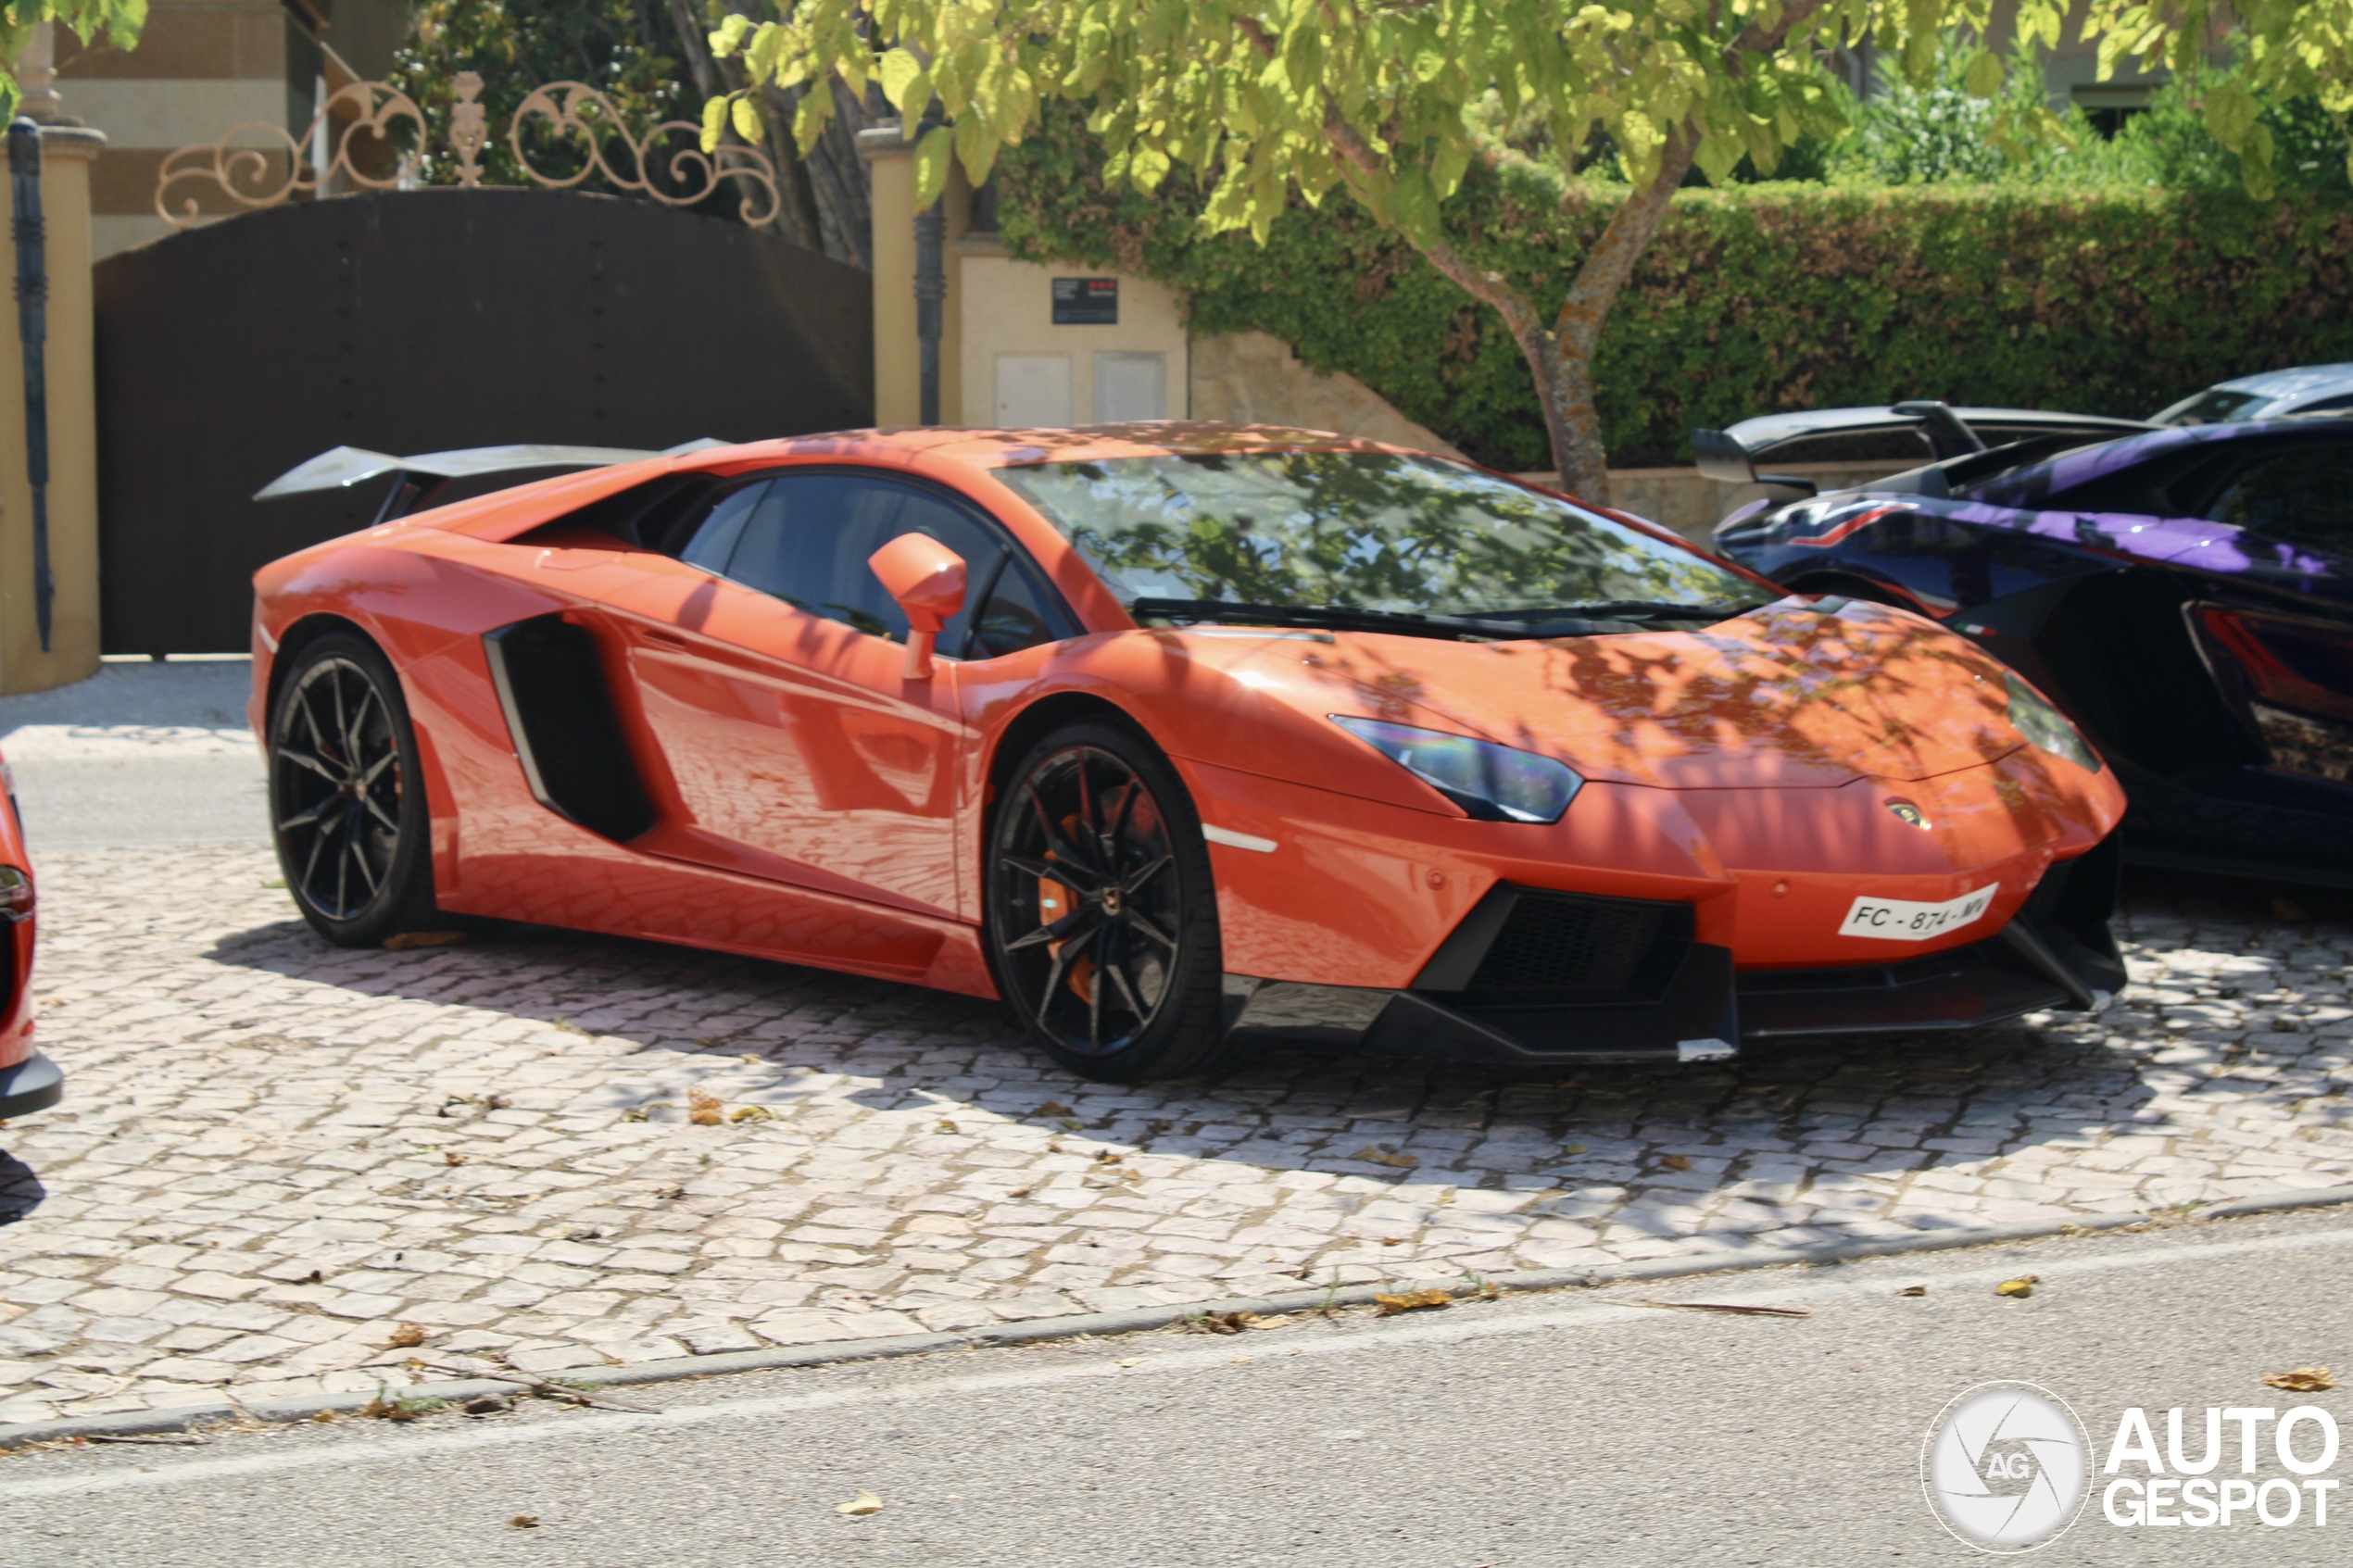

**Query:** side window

left=676, top=481, right=773, bottom=571
left=718, top=472, right=1011, bottom=651
left=2203, top=443, right=2353, bottom=548
left=964, top=558, right=1075, bottom=659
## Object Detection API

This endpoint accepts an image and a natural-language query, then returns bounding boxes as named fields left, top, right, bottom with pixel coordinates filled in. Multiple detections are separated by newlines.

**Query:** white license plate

left=1837, top=884, right=1997, bottom=942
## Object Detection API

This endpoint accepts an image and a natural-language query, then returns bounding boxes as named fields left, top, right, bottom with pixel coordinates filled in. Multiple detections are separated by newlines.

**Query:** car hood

left=1201, top=598, right=2033, bottom=791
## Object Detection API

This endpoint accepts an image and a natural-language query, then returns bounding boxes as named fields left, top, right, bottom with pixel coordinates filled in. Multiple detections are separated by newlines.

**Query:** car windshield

left=2153, top=387, right=2271, bottom=425
left=989, top=451, right=1763, bottom=629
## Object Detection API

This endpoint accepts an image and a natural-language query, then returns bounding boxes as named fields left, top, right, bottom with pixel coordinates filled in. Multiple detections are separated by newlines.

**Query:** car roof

left=1961, top=415, right=2350, bottom=505
left=2206, top=363, right=2353, bottom=401
left=1723, top=406, right=2156, bottom=454
left=770, top=420, right=1420, bottom=468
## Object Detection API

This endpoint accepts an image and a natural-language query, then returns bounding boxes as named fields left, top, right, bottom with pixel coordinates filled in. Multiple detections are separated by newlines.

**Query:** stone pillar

left=854, top=124, right=965, bottom=428
left=0, top=123, right=105, bottom=693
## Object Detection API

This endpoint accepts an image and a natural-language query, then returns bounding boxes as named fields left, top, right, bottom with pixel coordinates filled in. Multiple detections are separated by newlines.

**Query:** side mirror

left=867, top=532, right=967, bottom=679
left=1692, top=427, right=1817, bottom=499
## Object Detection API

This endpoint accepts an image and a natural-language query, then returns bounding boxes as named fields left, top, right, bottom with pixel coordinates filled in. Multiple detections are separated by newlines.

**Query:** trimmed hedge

left=996, top=129, right=2353, bottom=470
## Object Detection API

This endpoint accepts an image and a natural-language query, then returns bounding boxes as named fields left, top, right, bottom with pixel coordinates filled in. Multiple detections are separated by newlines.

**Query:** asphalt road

left=0, top=660, right=266, bottom=852
left=4, top=1206, right=2351, bottom=1568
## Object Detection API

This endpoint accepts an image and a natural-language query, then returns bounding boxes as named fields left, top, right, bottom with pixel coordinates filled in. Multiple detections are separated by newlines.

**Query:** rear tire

left=984, top=721, right=1231, bottom=1083
left=267, top=633, right=439, bottom=947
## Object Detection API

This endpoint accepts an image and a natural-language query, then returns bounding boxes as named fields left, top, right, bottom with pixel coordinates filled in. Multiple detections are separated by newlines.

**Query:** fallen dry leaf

left=1242, top=1312, right=1294, bottom=1330
left=387, top=1323, right=427, bottom=1348
left=688, top=1088, right=724, bottom=1126
left=620, top=1107, right=648, bottom=1123
left=1374, top=1288, right=1453, bottom=1316
left=356, top=1394, right=424, bottom=1423
left=1660, top=1153, right=1693, bottom=1172
left=1353, top=1146, right=1419, bottom=1170
left=836, top=1490, right=884, bottom=1517
left=1194, top=1311, right=1250, bottom=1335
left=730, top=1105, right=774, bottom=1123
left=1995, top=1275, right=2039, bottom=1298
left=1005, top=1185, right=1032, bottom=1198
left=442, top=1150, right=469, bottom=1167
left=2266, top=1366, right=2336, bottom=1393
left=1628, top=1299, right=1812, bottom=1318
left=509, top=1514, right=540, bottom=1529
left=1897, top=1285, right=1929, bottom=1298
left=1116, top=1357, right=1145, bottom=1367
left=738, top=1054, right=763, bottom=1065
left=384, top=930, right=468, bottom=951
left=1034, top=1101, right=1074, bottom=1117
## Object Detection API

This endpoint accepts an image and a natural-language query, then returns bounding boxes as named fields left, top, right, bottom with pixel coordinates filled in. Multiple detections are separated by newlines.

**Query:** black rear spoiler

left=255, top=439, right=730, bottom=524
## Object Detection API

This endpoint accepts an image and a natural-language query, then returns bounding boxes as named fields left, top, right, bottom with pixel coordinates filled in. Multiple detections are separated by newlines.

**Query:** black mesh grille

left=1464, top=891, right=1683, bottom=1001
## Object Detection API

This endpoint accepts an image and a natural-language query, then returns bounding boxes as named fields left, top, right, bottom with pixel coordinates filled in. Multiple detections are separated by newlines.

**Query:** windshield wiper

left=1126, top=598, right=1729, bottom=640
left=1507, top=599, right=1767, bottom=621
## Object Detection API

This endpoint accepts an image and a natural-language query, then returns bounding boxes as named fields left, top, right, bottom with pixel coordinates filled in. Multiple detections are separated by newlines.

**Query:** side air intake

left=483, top=616, right=655, bottom=842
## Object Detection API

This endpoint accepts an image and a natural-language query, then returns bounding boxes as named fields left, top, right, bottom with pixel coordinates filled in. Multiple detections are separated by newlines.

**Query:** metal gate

left=94, top=187, right=872, bottom=653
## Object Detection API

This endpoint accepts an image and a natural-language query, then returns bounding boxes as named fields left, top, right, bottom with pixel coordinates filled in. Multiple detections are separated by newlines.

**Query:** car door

left=2175, top=434, right=2353, bottom=787
left=601, top=468, right=1017, bottom=918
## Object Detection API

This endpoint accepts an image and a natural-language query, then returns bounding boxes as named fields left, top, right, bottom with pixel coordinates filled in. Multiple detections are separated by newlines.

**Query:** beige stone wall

left=55, top=0, right=411, bottom=261
left=957, top=240, right=1189, bottom=428
left=1189, top=331, right=1465, bottom=456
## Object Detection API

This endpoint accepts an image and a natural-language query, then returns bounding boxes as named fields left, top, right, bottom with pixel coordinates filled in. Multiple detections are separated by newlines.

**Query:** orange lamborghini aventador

left=248, top=424, right=2128, bottom=1082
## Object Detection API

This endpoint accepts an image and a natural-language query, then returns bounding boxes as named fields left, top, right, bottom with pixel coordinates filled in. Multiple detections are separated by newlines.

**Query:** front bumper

left=0, top=1047, right=60, bottom=1119
left=1219, top=838, right=2126, bottom=1067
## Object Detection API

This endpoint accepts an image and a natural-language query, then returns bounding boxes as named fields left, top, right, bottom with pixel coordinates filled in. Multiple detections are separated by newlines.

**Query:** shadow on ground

left=200, top=897, right=2179, bottom=1218
left=0, top=1152, right=45, bottom=1225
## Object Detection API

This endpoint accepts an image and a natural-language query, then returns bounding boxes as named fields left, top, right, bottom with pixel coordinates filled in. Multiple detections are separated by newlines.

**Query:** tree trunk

left=1528, top=126, right=1701, bottom=499
left=1324, top=113, right=1697, bottom=501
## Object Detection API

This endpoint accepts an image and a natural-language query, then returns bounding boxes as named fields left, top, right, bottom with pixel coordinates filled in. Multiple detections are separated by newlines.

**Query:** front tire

left=985, top=721, right=1229, bottom=1083
left=267, top=633, right=439, bottom=947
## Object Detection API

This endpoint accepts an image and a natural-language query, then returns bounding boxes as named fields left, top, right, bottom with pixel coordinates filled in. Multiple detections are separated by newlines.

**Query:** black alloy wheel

left=268, top=633, right=438, bottom=946
left=986, top=721, right=1229, bottom=1082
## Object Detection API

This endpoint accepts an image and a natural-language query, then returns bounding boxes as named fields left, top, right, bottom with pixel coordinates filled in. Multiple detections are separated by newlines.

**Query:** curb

left=7, top=1182, right=2352, bottom=1450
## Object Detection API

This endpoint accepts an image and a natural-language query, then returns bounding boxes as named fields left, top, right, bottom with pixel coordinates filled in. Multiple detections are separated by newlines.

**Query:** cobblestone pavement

left=3, top=844, right=2351, bottom=1428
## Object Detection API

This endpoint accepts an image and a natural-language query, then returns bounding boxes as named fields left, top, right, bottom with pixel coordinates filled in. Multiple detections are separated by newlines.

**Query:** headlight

left=2004, top=671, right=2102, bottom=772
left=0, top=866, right=32, bottom=922
left=1330, top=717, right=1582, bottom=822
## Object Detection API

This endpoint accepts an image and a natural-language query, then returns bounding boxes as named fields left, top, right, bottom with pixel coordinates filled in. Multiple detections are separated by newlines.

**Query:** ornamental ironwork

left=155, top=72, right=781, bottom=231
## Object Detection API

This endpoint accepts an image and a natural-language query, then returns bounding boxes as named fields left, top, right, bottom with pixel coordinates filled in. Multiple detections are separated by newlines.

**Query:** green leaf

left=792, top=87, right=831, bottom=153
left=709, top=12, right=753, bottom=60
left=698, top=95, right=727, bottom=156
left=879, top=48, right=929, bottom=117
left=1962, top=50, right=2006, bottom=99
left=1130, top=142, right=1172, bottom=191
left=2207, top=80, right=2263, bottom=150
left=954, top=107, right=1000, bottom=185
left=1429, top=133, right=1470, bottom=199
left=731, top=95, right=764, bottom=145
left=1390, top=162, right=1439, bottom=245
left=912, top=123, right=954, bottom=209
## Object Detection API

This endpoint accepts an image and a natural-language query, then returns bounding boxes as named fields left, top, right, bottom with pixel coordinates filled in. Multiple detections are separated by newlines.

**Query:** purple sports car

left=1711, top=408, right=2353, bottom=888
